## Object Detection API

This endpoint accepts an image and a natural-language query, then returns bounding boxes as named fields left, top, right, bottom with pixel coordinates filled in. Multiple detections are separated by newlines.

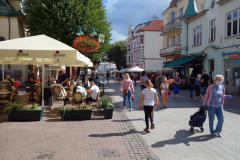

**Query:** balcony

left=160, top=45, right=181, bottom=56
left=160, top=18, right=182, bottom=36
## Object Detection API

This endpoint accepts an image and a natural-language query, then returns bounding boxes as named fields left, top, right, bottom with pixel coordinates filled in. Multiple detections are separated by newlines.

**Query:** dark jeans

left=86, top=97, right=96, bottom=103
left=141, top=85, right=146, bottom=91
left=189, top=85, right=195, bottom=99
left=143, top=106, right=153, bottom=129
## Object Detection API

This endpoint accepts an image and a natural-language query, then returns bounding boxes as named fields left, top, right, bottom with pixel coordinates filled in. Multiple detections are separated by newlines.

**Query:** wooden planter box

left=60, top=109, right=92, bottom=120
left=8, top=108, right=44, bottom=121
left=104, top=108, right=114, bottom=119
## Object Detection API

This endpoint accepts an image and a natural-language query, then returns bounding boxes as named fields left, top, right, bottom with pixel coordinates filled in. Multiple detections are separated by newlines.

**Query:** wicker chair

left=72, top=92, right=84, bottom=104
left=52, top=86, right=62, bottom=101
left=69, top=84, right=75, bottom=92
left=0, top=88, right=10, bottom=109
left=88, top=90, right=102, bottom=111
left=35, top=85, right=42, bottom=104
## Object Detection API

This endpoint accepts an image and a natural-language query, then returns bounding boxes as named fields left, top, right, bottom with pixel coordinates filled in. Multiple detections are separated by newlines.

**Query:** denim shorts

left=200, top=87, right=207, bottom=95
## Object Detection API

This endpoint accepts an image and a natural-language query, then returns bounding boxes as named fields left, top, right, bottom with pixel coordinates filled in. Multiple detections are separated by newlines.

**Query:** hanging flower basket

left=72, top=35, right=101, bottom=54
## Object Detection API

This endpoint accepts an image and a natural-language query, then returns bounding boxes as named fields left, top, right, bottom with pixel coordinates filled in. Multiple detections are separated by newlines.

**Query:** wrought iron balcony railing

left=161, top=18, right=182, bottom=35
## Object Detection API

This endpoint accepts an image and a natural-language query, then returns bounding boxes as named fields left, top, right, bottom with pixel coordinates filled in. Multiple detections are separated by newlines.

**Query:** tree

left=24, top=0, right=112, bottom=76
left=105, top=40, right=126, bottom=70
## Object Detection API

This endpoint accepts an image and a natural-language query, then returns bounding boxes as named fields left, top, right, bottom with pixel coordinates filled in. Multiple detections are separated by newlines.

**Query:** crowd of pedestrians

left=111, top=70, right=233, bottom=136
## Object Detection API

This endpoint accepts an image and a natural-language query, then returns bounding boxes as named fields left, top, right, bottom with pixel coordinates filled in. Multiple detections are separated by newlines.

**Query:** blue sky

left=103, top=0, right=170, bottom=43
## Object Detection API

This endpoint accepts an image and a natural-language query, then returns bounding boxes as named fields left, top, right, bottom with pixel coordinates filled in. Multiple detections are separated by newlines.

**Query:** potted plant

left=58, top=103, right=93, bottom=120
left=101, top=96, right=114, bottom=119
left=3, top=103, right=44, bottom=121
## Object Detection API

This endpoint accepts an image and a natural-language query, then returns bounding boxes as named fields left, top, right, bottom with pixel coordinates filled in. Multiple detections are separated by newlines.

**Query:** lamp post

left=73, top=26, right=99, bottom=89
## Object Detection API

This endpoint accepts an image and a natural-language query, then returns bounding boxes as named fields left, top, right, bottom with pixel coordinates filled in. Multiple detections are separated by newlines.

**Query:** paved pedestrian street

left=105, top=80, right=240, bottom=160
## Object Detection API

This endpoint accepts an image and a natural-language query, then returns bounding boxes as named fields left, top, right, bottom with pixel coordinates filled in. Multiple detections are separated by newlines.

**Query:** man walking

left=57, top=71, right=68, bottom=87
left=156, top=72, right=164, bottom=97
left=200, top=69, right=210, bottom=101
left=29, top=69, right=38, bottom=101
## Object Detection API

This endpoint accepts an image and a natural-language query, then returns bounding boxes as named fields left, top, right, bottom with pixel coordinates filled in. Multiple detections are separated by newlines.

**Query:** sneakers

left=151, top=122, right=155, bottom=129
left=129, top=108, right=132, bottom=111
left=123, top=107, right=126, bottom=109
left=216, top=132, right=222, bottom=137
left=145, top=128, right=150, bottom=132
left=211, top=133, right=218, bottom=137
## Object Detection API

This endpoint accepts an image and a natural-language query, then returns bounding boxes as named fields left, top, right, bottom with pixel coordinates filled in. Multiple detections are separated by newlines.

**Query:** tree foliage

left=24, top=0, right=112, bottom=61
left=105, top=40, right=126, bottom=70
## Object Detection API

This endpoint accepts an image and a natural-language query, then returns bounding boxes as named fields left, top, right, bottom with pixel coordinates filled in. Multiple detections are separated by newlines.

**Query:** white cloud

left=110, top=29, right=127, bottom=44
left=105, top=0, right=170, bottom=44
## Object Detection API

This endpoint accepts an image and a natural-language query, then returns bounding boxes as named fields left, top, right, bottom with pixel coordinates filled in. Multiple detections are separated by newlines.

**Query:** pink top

left=202, top=84, right=227, bottom=107
left=119, top=78, right=134, bottom=94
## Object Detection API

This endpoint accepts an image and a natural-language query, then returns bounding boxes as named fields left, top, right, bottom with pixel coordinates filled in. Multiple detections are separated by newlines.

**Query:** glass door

left=230, top=67, right=240, bottom=94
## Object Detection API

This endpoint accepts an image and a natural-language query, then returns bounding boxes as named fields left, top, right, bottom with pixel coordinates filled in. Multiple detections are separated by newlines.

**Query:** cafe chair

left=69, top=84, right=75, bottom=91
left=88, top=90, right=102, bottom=112
left=35, top=85, right=42, bottom=104
left=52, top=86, right=62, bottom=101
left=0, top=88, right=10, bottom=109
left=72, top=92, right=84, bottom=104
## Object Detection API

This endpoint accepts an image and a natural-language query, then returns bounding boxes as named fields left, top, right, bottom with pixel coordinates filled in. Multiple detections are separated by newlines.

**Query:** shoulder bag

left=164, top=82, right=171, bottom=96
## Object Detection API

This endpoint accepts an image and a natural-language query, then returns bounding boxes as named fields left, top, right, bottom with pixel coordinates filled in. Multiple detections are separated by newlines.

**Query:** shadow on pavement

left=151, top=130, right=212, bottom=148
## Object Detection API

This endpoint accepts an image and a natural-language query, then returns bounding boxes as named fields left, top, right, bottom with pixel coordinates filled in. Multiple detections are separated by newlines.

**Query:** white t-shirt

left=142, top=88, right=156, bottom=106
left=161, top=83, right=169, bottom=93
left=90, top=85, right=99, bottom=100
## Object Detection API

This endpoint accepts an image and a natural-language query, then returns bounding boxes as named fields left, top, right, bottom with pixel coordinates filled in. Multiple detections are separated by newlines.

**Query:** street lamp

left=73, top=26, right=100, bottom=88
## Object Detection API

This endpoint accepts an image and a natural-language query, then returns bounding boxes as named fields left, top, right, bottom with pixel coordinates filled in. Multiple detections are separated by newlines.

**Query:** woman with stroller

left=202, top=75, right=233, bottom=137
left=139, top=79, right=160, bottom=132
left=160, top=76, right=174, bottom=109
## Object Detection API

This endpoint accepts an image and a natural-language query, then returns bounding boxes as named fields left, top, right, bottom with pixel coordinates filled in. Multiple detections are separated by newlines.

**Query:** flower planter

left=8, top=108, right=44, bottom=121
left=104, top=108, right=114, bottom=119
left=60, top=109, right=92, bottom=120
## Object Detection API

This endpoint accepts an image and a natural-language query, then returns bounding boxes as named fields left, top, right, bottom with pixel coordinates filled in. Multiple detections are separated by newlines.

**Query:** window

left=171, top=12, right=175, bottom=24
left=173, top=36, right=176, bottom=45
left=178, top=33, right=182, bottom=45
left=139, top=50, right=144, bottom=58
left=167, top=38, right=171, bottom=47
left=209, top=19, right=216, bottom=42
left=129, top=56, right=130, bottom=62
left=193, top=25, right=202, bottom=46
left=134, top=41, right=136, bottom=48
left=178, top=7, right=184, bottom=23
left=210, top=0, right=215, bottom=9
left=140, top=37, right=144, bottom=43
left=226, top=9, right=240, bottom=37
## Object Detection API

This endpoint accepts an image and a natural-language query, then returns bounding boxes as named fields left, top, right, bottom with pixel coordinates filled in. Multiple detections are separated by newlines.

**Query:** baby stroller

left=189, top=106, right=208, bottom=132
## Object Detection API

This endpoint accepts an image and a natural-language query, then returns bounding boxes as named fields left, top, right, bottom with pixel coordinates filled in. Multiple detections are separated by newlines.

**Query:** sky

left=103, top=0, right=171, bottom=44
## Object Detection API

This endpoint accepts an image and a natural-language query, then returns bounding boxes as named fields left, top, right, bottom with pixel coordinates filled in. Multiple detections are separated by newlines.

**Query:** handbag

left=123, top=89, right=128, bottom=95
left=164, top=82, right=171, bottom=96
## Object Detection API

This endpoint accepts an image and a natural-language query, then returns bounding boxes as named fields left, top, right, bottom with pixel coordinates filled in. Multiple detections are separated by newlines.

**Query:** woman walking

left=139, top=79, right=160, bottom=132
left=195, top=74, right=202, bottom=100
left=202, top=75, right=232, bottom=137
left=188, top=74, right=196, bottom=100
left=160, top=76, right=174, bottom=109
left=173, top=72, right=181, bottom=100
left=140, top=71, right=148, bottom=91
left=118, top=73, right=134, bottom=111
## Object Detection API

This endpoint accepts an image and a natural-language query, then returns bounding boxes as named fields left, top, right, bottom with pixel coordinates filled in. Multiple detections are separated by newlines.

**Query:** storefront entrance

left=224, top=59, right=240, bottom=94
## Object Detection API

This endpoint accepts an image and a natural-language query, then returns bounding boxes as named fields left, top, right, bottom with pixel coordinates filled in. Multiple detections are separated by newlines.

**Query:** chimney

left=153, top=17, right=158, bottom=20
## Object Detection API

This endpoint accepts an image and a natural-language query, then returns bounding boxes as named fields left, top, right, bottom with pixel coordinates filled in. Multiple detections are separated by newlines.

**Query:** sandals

left=161, top=105, right=168, bottom=109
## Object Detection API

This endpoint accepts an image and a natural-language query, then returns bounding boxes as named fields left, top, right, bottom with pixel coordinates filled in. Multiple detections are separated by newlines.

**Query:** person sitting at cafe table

left=70, top=82, right=87, bottom=97
left=57, top=71, right=68, bottom=87
left=86, top=80, right=99, bottom=103
left=5, top=75, right=15, bottom=86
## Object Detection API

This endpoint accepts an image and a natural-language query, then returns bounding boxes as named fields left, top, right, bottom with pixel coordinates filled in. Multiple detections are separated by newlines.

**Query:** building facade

left=97, top=62, right=117, bottom=74
left=0, top=0, right=28, bottom=83
left=126, top=18, right=164, bottom=69
left=178, top=0, right=240, bottom=94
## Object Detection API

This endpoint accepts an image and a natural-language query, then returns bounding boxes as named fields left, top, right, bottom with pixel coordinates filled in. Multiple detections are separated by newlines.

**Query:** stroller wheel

left=190, top=127, right=194, bottom=132
left=200, top=127, right=204, bottom=132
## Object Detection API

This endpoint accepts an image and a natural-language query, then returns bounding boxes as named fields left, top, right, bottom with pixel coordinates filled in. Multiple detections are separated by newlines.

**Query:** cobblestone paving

left=105, top=80, right=240, bottom=160
left=108, top=93, right=159, bottom=160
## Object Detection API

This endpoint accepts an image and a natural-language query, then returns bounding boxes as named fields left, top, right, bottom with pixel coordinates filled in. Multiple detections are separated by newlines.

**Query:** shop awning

left=163, top=55, right=201, bottom=68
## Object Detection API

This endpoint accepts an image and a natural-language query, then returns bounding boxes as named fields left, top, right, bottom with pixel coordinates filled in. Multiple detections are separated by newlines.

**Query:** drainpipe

left=186, top=23, right=188, bottom=55
left=7, top=16, right=10, bottom=40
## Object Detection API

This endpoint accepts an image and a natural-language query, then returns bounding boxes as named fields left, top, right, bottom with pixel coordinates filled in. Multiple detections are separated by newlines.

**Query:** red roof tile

left=141, top=20, right=163, bottom=30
